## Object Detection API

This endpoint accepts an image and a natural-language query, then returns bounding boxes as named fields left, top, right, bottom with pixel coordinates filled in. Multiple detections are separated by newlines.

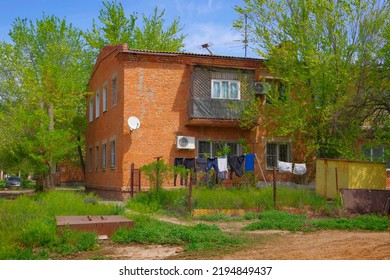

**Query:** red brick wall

left=86, top=45, right=277, bottom=199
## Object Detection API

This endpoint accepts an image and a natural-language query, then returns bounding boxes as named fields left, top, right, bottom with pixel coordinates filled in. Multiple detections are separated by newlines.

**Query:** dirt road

left=86, top=216, right=390, bottom=260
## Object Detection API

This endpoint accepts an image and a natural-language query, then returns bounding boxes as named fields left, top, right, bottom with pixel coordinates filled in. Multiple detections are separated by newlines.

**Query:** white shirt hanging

left=277, top=160, right=293, bottom=173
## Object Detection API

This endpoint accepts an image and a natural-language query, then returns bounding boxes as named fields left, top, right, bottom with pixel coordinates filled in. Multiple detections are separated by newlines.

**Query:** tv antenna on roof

left=198, top=42, right=213, bottom=54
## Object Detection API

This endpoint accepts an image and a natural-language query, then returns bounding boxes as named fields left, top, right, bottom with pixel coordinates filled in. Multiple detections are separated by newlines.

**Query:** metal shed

left=316, top=158, right=386, bottom=199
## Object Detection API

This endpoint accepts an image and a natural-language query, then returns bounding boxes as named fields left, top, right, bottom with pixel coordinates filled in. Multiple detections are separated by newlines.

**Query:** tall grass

left=128, top=186, right=339, bottom=215
left=0, top=191, right=124, bottom=259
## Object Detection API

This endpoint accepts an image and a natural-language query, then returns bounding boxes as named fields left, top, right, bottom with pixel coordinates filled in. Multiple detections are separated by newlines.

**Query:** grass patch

left=0, top=190, right=124, bottom=259
left=243, top=210, right=388, bottom=232
left=112, top=214, right=245, bottom=251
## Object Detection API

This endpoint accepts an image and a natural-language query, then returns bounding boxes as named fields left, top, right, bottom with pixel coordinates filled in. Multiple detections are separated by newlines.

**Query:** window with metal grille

left=102, top=142, right=107, bottom=170
left=197, top=140, right=242, bottom=158
left=266, top=142, right=291, bottom=169
left=110, top=139, right=116, bottom=168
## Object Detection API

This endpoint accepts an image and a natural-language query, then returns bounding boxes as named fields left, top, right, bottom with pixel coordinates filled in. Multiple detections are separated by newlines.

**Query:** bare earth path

left=70, top=214, right=390, bottom=260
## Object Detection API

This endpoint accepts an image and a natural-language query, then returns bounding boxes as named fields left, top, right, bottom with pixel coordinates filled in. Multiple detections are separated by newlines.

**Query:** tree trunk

left=77, top=135, right=86, bottom=178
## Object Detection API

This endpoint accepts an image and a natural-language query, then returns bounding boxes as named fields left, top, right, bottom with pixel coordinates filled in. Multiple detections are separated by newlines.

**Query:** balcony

left=186, top=98, right=242, bottom=127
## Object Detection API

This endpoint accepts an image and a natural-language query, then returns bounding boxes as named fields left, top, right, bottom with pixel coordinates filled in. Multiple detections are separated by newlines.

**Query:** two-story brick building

left=86, top=43, right=298, bottom=200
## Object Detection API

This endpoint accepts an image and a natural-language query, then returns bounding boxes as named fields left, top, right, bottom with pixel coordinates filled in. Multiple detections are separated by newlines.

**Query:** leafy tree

left=234, top=0, right=389, bottom=161
left=0, top=15, right=94, bottom=189
left=84, top=1, right=186, bottom=52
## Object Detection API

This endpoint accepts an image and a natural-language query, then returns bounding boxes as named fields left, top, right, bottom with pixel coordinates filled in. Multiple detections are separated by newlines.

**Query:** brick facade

left=86, top=44, right=302, bottom=200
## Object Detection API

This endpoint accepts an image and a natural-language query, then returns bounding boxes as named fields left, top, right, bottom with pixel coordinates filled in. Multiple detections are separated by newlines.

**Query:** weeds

left=112, top=214, right=245, bottom=251
left=0, top=190, right=122, bottom=259
left=242, top=211, right=388, bottom=232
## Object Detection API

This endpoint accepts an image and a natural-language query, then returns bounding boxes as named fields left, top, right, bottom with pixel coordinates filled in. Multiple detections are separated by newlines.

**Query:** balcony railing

left=188, top=98, right=241, bottom=120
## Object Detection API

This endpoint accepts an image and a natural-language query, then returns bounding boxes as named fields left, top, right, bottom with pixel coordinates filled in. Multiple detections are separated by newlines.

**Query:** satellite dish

left=127, top=116, right=140, bottom=131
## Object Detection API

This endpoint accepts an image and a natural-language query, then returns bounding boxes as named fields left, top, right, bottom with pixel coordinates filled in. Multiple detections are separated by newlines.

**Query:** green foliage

left=234, top=0, right=390, bottom=160
left=0, top=191, right=121, bottom=259
left=112, top=214, right=244, bottom=251
left=84, top=1, right=186, bottom=52
left=243, top=211, right=388, bottom=232
left=0, top=14, right=93, bottom=188
left=53, top=228, right=98, bottom=256
left=243, top=210, right=309, bottom=232
left=311, top=215, right=388, bottom=231
left=140, top=160, right=188, bottom=191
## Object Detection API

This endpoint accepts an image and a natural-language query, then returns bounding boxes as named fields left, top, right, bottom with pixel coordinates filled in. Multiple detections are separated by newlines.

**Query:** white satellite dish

left=127, top=116, right=140, bottom=131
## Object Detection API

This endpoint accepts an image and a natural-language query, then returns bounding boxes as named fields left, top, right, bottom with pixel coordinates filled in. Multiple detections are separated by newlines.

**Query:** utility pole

left=244, top=13, right=248, bottom=58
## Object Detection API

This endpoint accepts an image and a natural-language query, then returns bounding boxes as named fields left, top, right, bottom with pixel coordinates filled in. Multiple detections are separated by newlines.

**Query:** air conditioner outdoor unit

left=176, top=136, right=196, bottom=150
left=254, top=82, right=270, bottom=95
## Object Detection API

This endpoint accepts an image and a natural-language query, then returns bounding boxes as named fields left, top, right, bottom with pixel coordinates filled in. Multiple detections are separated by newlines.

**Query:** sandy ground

left=66, top=215, right=390, bottom=260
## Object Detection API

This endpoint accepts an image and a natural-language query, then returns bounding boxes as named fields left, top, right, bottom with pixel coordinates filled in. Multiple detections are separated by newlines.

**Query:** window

left=88, top=147, right=93, bottom=171
left=363, top=146, right=390, bottom=169
left=197, top=140, right=242, bottom=158
left=89, top=97, right=93, bottom=122
left=211, top=80, right=240, bottom=100
left=266, top=142, right=291, bottom=169
left=102, top=142, right=107, bottom=170
left=95, top=145, right=99, bottom=171
left=110, top=139, right=116, bottom=168
left=112, top=76, right=117, bottom=107
left=102, top=84, right=108, bottom=112
left=95, top=91, right=100, bottom=118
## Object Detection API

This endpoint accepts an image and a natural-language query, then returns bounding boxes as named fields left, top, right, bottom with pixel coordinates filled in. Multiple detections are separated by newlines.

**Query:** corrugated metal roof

left=121, top=48, right=264, bottom=61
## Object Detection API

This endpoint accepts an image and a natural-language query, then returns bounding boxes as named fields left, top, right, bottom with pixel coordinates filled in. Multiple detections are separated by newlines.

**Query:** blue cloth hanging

left=245, top=154, right=255, bottom=171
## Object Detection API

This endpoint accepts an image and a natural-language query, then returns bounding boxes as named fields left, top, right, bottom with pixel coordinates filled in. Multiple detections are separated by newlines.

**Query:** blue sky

left=0, top=0, right=257, bottom=58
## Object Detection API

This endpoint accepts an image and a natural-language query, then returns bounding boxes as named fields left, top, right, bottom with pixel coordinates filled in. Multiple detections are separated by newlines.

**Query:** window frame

left=102, top=141, right=107, bottom=170
left=95, top=91, right=100, bottom=118
left=102, top=83, right=108, bottom=112
left=110, top=138, right=116, bottom=169
left=211, top=79, right=240, bottom=100
left=88, top=97, right=94, bottom=122
left=197, top=139, right=242, bottom=158
left=265, top=141, right=292, bottom=170
left=362, top=145, right=390, bottom=170
left=112, top=76, right=117, bottom=107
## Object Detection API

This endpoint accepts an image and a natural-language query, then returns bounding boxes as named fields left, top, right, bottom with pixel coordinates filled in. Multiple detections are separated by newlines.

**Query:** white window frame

left=88, top=97, right=94, bottom=122
left=95, top=144, right=99, bottom=171
left=211, top=79, right=240, bottom=100
left=102, top=140, right=107, bottom=170
left=95, top=91, right=100, bottom=118
left=197, top=140, right=242, bottom=158
left=112, top=76, right=117, bottom=107
left=110, top=137, right=116, bottom=169
left=102, top=83, right=108, bottom=112
left=265, top=141, right=292, bottom=170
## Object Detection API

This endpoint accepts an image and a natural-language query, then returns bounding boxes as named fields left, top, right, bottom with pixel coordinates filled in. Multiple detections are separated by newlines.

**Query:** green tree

left=234, top=0, right=389, bottom=160
left=0, top=15, right=94, bottom=189
left=84, top=1, right=186, bottom=52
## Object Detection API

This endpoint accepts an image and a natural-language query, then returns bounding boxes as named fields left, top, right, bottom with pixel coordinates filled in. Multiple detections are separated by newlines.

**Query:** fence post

left=273, top=167, right=277, bottom=208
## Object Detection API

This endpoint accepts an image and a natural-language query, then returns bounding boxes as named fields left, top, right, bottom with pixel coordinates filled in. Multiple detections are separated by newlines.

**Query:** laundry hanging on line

left=277, top=160, right=293, bottom=173
left=293, top=163, right=307, bottom=175
left=244, top=154, right=255, bottom=171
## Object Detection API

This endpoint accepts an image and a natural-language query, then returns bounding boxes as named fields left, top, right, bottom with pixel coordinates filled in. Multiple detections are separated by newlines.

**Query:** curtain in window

left=221, top=81, right=229, bottom=99
left=230, top=82, right=238, bottom=99
left=212, top=81, right=220, bottom=98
